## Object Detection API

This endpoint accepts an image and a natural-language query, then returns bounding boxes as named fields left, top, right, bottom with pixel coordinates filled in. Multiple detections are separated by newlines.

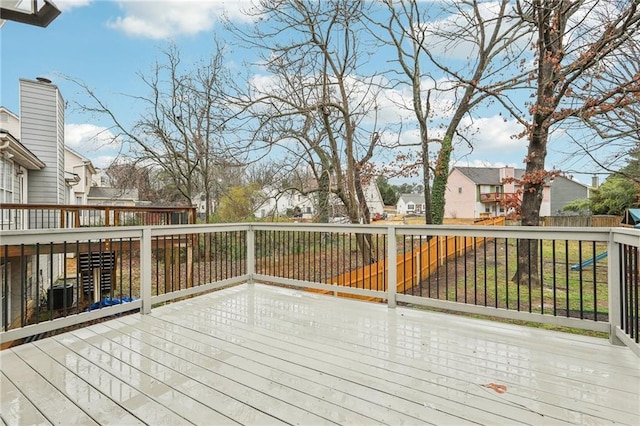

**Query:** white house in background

left=255, top=179, right=385, bottom=221
left=64, top=147, right=97, bottom=205
left=1, top=107, right=46, bottom=209
left=87, top=187, right=139, bottom=206
left=254, top=187, right=317, bottom=220
left=254, top=187, right=298, bottom=219
left=363, top=181, right=385, bottom=218
left=91, top=168, right=108, bottom=187
left=396, top=193, right=426, bottom=215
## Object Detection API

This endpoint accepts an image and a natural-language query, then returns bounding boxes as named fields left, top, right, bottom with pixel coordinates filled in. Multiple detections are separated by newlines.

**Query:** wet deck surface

left=2, top=283, right=639, bottom=425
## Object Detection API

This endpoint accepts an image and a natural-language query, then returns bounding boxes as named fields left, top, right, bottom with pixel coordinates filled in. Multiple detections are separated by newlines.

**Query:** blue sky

left=0, top=0, right=607, bottom=185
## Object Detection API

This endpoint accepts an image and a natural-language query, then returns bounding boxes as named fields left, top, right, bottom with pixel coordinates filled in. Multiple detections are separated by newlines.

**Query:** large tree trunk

left=512, top=0, right=561, bottom=286
left=513, top=135, right=547, bottom=286
left=317, top=170, right=330, bottom=223
left=430, top=134, right=453, bottom=225
left=421, top=127, right=433, bottom=225
left=354, top=168, right=375, bottom=264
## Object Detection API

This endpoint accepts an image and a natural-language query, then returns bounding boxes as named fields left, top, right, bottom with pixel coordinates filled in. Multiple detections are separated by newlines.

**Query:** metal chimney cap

left=36, top=77, right=52, bottom=83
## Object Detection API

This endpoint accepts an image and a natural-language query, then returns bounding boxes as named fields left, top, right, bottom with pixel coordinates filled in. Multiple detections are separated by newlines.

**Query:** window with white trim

left=0, top=157, right=14, bottom=226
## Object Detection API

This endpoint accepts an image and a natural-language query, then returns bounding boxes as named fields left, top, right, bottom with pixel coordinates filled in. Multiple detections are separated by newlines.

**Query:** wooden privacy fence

left=541, top=215, right=622, bottom=227
left=327, top=217, right=505, bottom=299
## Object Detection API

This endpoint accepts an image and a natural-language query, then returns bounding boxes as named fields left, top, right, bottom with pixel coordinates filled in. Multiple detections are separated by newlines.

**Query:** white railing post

left=140, top=227, right=152, bottom=314
left=247, top=225, right=255, bottom=285
left=608, top=231, right=622, bottom=345
left=387, top=226, right=397, bottom=308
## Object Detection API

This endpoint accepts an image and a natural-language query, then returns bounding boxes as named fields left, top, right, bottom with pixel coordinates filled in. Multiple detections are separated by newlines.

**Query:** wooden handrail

left=0, top=203, right=197, bottom=227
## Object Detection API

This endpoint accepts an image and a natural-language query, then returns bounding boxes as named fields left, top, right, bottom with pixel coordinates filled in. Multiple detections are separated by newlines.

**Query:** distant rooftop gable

left=454, top=166, right=589, bottom=188
left=0, top=128, right=45, bottom=169
left=398, top=193, right=425, bottom=204
left=88, top=187, right=139, bottom=202
left=453, top=167, right=525, bottom=185
left=64, top=146, right=97, bottom=174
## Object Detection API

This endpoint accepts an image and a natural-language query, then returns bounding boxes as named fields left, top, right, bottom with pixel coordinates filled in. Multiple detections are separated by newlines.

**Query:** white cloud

left=458, top=115, right=527, bottom=154
left=90, top=154, right=117, bottom=168
left=419, top=1, right=534, bottom=67
left=65, top=123, right=120, bottom=167
left=55, top=0, right=92, bottom=11
left=107, top=0, right=254, bottom=39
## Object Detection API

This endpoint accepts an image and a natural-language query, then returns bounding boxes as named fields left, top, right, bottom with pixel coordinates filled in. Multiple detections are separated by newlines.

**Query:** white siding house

left=64, top=146, right=97, bottom=205
left=254, top=187, right=298, bottom=219
left=363, top=181, right=385, bottom=218
left=255, top=180, right=385, bottom=222
left=0, top=107, right=46, bottom=220
left=396, top=194, right=426, bottom=215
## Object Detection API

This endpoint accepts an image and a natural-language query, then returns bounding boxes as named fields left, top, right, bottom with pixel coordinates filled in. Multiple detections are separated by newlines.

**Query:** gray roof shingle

left=454, top=167, right=525, bottom=184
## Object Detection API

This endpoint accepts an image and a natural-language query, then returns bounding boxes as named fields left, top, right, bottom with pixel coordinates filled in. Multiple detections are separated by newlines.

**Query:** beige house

left=444, top=166, right=587, bottom=219
left=64, top=147, right=97, bottom=205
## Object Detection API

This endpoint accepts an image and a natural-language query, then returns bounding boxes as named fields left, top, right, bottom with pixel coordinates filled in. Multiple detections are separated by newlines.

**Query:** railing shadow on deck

left=1, top=222, right=638, bottom=358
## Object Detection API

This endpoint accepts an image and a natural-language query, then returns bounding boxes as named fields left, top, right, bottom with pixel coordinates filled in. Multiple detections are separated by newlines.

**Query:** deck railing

left=0, top=203, right=196, bottom=230
left=1, top=223, right=638, bottom=357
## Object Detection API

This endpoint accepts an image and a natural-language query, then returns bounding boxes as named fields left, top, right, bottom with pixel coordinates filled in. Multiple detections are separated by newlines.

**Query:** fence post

left=247, top=225, right=255, bottom=285
left=140, top=227, right=152, bottom=315
left=608, top=231, right=623, bottom=345
left=387, top=226, right=397, bottom=308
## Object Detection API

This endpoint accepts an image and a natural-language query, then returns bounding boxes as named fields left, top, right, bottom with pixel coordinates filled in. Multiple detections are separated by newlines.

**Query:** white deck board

left=10, top=343, right=144, bottom=425
left=156, top=292, right=635, bottom=420
left=153, top=288, right=636, bottom=424
left=1, top=349, right=98, bottom=425
left=1, top=371, right=51, bottom=426
left=1, top=283, right=639, bottom=425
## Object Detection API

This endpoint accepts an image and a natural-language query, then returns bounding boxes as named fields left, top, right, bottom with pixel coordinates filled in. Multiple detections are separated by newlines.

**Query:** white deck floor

left=1, top=283, right=639, bottom=425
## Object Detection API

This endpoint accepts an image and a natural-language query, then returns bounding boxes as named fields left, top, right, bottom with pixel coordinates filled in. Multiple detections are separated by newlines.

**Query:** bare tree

left=67, top=42, right=240, bottom=219
left=104, top=161, right=157, bottom=202
left=375, top=0, right=531, bottom=224
left=508, top=0, right=640, bottom=284
left=567, top=36, right=640, bottom=181
left=228, top=0, right=385, bottom=261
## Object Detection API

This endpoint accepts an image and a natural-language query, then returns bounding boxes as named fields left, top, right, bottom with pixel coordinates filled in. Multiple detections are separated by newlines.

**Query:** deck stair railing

left=1, top=223, right=638, bottom=358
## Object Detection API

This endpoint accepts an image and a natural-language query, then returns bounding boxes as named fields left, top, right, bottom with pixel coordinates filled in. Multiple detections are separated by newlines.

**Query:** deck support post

left=140, top=227, right=152, bottom=314
left=608, top=234, right=623, bottom=346
left=387, top=226, right=397, bottom=308
left=247, top=225, right=255, bottom=285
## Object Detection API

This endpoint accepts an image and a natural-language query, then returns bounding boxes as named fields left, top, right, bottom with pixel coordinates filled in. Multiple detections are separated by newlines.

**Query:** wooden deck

left=1, top=283, right=639, bottom=425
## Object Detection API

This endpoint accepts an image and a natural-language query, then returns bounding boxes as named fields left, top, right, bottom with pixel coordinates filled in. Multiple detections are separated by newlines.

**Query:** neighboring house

left=254, top=187, right=298, bottom=219
left=19, top=78, right=66, bottom=207
left=396, top=194, right=426, bottom=215
left=548, top=174, right=590, bottom=215
left=194, top=192, right=213, bottom=219
left=363, top=181, right=385, bottom=218
left=445, top=166, right=587, bottom=219
left=1, top=108, right=46, bottom=211
left=64, top=147, right=97, bottom=205
left=2, top=78, right=144, bottom=331
left=87, top=187, right=139, bottom=206
left=1, top=79, right=67, bottom=330
left=255, top=179, right=385, bottom=222
left=91, top=168, right=108, bottom=187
